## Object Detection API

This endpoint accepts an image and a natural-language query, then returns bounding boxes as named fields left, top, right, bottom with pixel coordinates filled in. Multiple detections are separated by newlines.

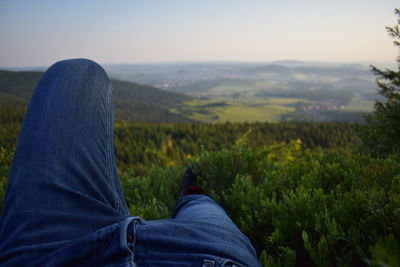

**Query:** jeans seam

left=127, top=218, right=140, bottom=266
left=105, top=82, right=121, bottom=212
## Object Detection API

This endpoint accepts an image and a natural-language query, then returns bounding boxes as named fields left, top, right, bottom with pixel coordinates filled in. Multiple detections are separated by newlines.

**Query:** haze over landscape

left=1, top=0, right=399, bottom=123
left=0, top=0, right=398, bottom=67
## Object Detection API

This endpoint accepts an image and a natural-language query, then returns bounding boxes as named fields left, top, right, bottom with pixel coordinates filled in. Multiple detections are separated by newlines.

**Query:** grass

left=214, top=104, right=293, bottom=122
left=172, top=98, right=297, bottom=123
left=209, top=80, right=288, bottom=94
left=264, top=97, right=302, bottom=105
left=210, top=84, right=253, bottom=93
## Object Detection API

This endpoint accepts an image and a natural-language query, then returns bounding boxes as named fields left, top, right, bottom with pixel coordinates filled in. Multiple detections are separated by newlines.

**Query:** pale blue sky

left=0, top=0, right=398, bottom=67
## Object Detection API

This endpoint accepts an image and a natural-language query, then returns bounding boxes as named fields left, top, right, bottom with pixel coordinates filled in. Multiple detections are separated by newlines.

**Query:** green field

left=208, top=80, right=287, bottom=95
left=172, top=98, right=298, bottom=123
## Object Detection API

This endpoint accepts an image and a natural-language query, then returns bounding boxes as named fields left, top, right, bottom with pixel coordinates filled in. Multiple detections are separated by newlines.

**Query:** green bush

left=1, top=122, right=399, bottom=266
left=0, top=147, right=13, bottom=213
left=176, top=141, right=400, bottom=266
left=111, top=136, right=400, bottom=266
left=119, top=166, right=181, bottom=220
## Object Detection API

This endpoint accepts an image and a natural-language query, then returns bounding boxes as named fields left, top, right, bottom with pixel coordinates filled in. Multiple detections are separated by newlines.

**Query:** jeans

left=0, top=59, right=261, bottom=267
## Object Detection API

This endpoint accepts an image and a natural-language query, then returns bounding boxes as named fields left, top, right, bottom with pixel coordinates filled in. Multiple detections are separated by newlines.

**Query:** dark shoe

left=179, top=166, right=204, bottom=196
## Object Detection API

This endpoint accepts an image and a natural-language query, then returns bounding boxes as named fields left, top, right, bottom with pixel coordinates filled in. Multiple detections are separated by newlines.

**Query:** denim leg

left=131, top=195, right=260, bottom=266
left=0, top=59, right=128, bottom=261
left=172, top=194, right=242, bottom=233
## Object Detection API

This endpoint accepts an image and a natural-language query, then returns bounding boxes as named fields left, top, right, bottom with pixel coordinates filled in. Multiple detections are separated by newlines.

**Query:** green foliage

left=1, top=119, right=399, bottom=265
left=1, top=93, right=399, bottom=266
left=183, top=137, right=400, bottom=266
left=0, top=147, right=13, bottom=213
left=367, top=234, right=400, bottom=267
left=113, top=121, right=357, bottom=174
left=0, top=70, right=43, bottom=101
left=173, top=98, right=294, bottom=123
left=119, top=167, right=181, bottom=220
left=360, top=8, right=400, bottom=156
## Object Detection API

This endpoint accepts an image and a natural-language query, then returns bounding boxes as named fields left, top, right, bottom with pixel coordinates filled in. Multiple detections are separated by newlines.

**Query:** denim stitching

left=129, top=218, right=140, bottom=266
left=105, top=82, right=121, bottom=212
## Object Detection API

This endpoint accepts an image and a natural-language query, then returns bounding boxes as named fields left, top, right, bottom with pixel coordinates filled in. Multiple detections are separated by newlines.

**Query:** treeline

left=114, top=121, right=357, bottom=174
left=281, top=107, right=366, bottom=123
left=0, top=104, right=358, bottom=175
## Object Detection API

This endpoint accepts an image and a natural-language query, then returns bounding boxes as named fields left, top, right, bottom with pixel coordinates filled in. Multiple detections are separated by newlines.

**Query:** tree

left=360, top=8, right=400, bottom=156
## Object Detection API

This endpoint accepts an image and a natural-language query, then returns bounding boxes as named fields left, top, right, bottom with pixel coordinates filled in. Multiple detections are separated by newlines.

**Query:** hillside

left=1, top=63, right=375, bottom=123
left=104, top=62, right=377, bottom=123
left=0, top=70, right=196, bottom=123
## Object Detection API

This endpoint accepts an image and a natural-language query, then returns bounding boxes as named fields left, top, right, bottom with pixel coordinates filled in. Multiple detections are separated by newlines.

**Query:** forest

left=0, top=103, right=399, bottom=266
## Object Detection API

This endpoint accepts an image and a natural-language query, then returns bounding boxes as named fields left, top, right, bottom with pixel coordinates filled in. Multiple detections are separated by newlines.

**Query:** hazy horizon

left=1, top=0, right=399, bottom=68
left=0, top=59, right=397, bottom=70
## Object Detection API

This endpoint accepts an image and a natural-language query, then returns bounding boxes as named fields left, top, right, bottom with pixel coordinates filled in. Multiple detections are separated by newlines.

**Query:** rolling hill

left=0, top=70, right=196, bottom=123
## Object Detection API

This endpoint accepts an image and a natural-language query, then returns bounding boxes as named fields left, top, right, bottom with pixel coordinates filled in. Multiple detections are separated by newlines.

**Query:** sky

left=0, top=0, right=398, bottom=67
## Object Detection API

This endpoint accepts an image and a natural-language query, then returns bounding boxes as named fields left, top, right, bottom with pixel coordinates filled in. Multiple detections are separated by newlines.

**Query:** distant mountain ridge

left=0, top=60, right=377, bottom=123
left=102, top=61, right=377, bottom=98
left=0, top=70, right=196, bottom=123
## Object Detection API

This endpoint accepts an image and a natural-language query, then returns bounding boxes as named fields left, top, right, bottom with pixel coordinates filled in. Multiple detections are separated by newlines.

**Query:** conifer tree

left=360, top=8, right=400, bottom=155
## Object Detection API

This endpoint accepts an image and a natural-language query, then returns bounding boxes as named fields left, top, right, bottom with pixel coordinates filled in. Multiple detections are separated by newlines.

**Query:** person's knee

left=51, top=58, right=99, bottom=69
left=46, top=58, right=107, bottom=79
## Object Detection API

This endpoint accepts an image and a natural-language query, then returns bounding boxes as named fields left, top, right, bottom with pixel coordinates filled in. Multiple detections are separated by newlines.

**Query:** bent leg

left=172, top=194, right=242, bottom=233
left=133, top=194, right=260, bottom=266
left=0, top=59, right=128, bottom=263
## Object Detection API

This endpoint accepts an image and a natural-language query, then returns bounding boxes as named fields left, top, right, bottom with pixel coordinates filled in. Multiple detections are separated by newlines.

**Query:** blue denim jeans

left=0, top=59, right=261, bottom=267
